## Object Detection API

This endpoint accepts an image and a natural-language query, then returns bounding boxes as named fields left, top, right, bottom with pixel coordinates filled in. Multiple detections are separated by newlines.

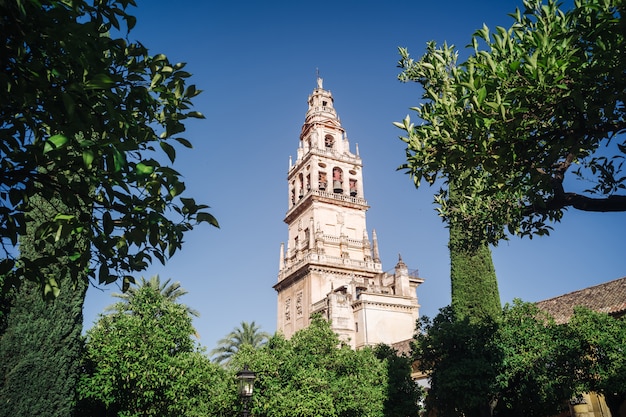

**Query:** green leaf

left=83, top=149, right=95, bottom=168
left=43, top=134, right=69, bottom=154
left=135, top=162, right=154, bottom=175
left=160, top=141, right=176, bottom=162
left=186, top=111, right=204, bottom=119
left=174, top=137, right=193, bottom=148
left=113, top=148, right=126, bottom=172
left=85, top=73, right=116, bottom=90
left=54, top=213, right=75, bottom=221
left=169, top=181, right=185, bottom=198
left=196, top=212, right=219, bottom=227
left=103, top=211, right=114, bottom=235
left=0, top=259, right=15, bottom=275
left=44, top=277, right=60, bottom=299
left=68, top=252, right=82, bottom=262
left=476, top=86, right=487, bottom=104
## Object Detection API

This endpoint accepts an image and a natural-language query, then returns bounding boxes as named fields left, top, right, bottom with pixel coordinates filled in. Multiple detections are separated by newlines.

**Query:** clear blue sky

left=83, top=0, right=626, bottom=351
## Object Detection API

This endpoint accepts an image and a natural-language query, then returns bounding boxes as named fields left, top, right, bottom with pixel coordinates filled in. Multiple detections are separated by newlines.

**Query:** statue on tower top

left=317, top=76, right=323, bottom=89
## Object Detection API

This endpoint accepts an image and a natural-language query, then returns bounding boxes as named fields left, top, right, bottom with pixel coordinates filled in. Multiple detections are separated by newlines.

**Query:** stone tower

left=274, top=78, right=423, bottom=349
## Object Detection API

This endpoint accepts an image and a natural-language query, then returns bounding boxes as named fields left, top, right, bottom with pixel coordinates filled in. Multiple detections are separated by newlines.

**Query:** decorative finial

left=372, top=229, right=380, bottom=263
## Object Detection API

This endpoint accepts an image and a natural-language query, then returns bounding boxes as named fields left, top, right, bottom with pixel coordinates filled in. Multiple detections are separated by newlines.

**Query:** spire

left=309, top=217, right=315, bottom=248
left=396, top=253, right=407, bottom=269
left=279, top=242, right=285, bottom=271
left=372, top=229, right=380, bottom=263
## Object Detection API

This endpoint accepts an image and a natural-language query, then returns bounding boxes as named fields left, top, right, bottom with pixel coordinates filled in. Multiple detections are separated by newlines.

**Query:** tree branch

left=526, top=193, right=626, bottom=214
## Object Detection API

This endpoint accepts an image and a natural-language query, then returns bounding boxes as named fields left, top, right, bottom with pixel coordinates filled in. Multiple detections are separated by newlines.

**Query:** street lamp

left=236, top=364, right=256, bottom=417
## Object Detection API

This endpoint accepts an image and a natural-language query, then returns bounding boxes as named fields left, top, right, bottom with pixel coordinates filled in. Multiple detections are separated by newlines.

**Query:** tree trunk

left=604, top=392, right=625, bottom=417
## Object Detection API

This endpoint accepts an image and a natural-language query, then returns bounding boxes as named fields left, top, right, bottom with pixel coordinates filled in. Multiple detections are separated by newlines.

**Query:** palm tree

left=105, top=275, right=200, bottom=318
left=210, top=321, right=270, bottom=365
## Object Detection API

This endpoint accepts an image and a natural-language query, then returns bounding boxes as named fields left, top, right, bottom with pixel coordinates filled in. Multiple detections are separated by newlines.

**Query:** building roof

left=390, top=338, right=413, bottom=356
left=536, top=276, right=626, bottom=324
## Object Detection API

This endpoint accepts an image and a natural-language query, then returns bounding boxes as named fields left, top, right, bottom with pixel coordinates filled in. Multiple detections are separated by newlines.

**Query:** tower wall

left=275, top=78, right=424, bottom=348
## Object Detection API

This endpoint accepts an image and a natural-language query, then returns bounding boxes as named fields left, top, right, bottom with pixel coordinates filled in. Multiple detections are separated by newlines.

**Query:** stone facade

left=274, top=78, right=424, bottom=349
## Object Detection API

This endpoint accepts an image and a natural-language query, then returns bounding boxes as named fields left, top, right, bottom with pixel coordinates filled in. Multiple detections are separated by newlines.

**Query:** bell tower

left=274, top=78, right=424, bottom=348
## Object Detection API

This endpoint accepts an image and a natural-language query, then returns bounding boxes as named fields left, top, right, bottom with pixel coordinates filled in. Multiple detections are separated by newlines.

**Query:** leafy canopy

left=414, top=301, right=585, bottom=417
left=568, top=307, right=626, bottom=417
left=79, top=278, right=235, bottom=416
left=396, top=0, right=626, bottom=245
left=0, top=0, right=218, bottom=297
left=232, top=316, right=389, bottom=417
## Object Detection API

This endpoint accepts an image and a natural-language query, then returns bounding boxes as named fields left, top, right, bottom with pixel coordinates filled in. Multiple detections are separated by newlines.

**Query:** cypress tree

left=0, top=195, right=88, bottom=417
left=448, top=182, right=501, bottom=323
left=434, top=184, right=503, bottom=417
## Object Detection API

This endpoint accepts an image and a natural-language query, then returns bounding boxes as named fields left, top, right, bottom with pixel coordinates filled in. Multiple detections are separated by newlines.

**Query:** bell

left=333, top=180, right=343, bottom=193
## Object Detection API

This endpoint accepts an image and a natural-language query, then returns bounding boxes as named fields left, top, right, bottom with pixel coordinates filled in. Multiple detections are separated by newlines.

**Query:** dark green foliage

left=0, top=280, right=87, bottom=417
left=0, top=277, right=8, bottom=336
left=233, top=316, right=388, bottom=417
left=415, top=301, right=584, bottom=417
left=0, top=0, right=217, bottom=297
left=449, top=184, right=501, bottom=323
left=374, top=344, right=423, bottom=417
left=493, top=301, right=582, bottom=417
left=414, top=307, right=501, bottom=417
left=569, top=307, right=626, bottom=417
left=0, top=195, right=88, bottom=417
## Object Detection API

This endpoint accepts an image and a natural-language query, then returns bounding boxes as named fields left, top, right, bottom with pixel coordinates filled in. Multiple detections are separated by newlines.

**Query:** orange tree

left=396, top=0, right=626, bottom=245
left=0, top=0, right=217, bottom=297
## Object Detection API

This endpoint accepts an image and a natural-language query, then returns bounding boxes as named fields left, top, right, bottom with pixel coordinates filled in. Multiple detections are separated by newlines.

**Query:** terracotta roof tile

left=536, top=276, right=626, bottom=324
left=390, top=338, right=413, bottom=356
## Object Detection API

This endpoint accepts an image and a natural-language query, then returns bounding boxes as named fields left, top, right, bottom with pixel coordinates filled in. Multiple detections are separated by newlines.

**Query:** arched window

left=325, top=135, right=334, bottom=148
left=333, top=167, right=343, bottom=193
left=318, top=172, right=327, bottom=190
left=349, top=178, right=357, bottom=197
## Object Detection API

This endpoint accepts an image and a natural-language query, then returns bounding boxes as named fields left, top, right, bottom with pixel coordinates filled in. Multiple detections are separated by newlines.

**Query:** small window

left=325, top=135, right=334, bottom=148
left=319, top=172, right=327, bottom=190
left=349, top=179, right=357, bottom=197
